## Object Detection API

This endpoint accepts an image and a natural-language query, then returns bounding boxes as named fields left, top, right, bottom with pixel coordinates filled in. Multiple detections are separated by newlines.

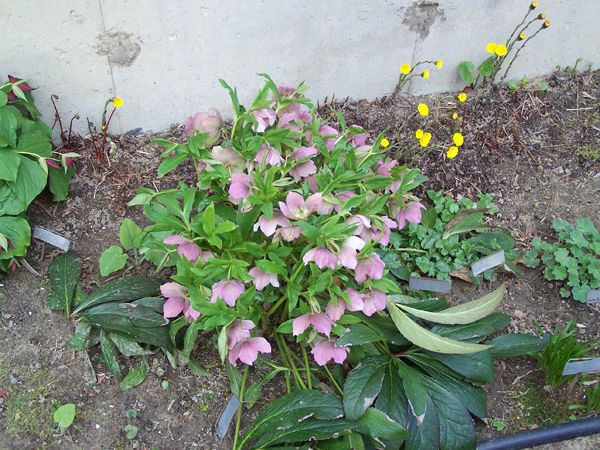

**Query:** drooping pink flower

left=212, top=146, right=245, bottom=173
left=319, top=124, right=339, bottom=151
left=249, top=267, right=279, bottom=290
left=184, top=110, right=222, bottom=146
left=160, top=282, right=200, bottom=321
left=352, top=133, right=368, bottom=147
left=359, top=216, right=397, bottom=246
left=338, top=236, right=366, bottom=269
left=163, top=235, right=213, bottom=264
left=277, top=85, right=296, bottom=97
left=361, top=289, right=387, bottom=316
left=348, top=215, right=371, bottom=236
left=396, top=201, right=426, bottom=229
left=355, top=144, right=371, bottom=159
left=326, top=300, right=346, bottom=321
left=227, top=319, right=255, bottom=348
left=345, top=288, right=366, bottom=312
left=251, top=108, right=276, bottom=132
left=228, top=337, right=271, bottom=366
left=374, top=159, right=398, bottom=177
left=253, top=212, right=291, bottom=236
left=303, top=247, right=337, bottom=270
left=7, top=75, right=34, bottom=102
left=293, top=312, right=334, bottom=336
left=274, top=225, right=303, bottom=242
left=254, top=144, right=284, bottom=166
left=210, top=279, right=246, bottom=307
left=334, top=191, right=356, bottom=213
left=306, top=175, right=319, bottom=192
left=279, top=192, right=323, bottom=220
left=311, top=338, right=349, bottom=366
left=354, top=253, right=385, bottom=283
left=228, top=173, right=253, bottom=204
left=278, top=106, right=311, bottom=131
left=289, top=146, right=318, bottom=180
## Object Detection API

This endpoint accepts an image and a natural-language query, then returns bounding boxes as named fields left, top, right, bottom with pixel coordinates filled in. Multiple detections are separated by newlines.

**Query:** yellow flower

left=112, top=97, right=124, bottom=108
left=530, top=2, right=538, bottom=10
left=452, top=112, right=459, bottom=120
left=421, top=70, right=430, bottom=79
left=419, top=132, right=432, bottom=148
left=543, top=20, right=550, bottom=28
left=381, top=138, right=390, bottom=148
left=447, top=146, right=459, bottom=159
left=417, top=103, right=429, bottom=117
left=495, top=44, right=508, bottom=57
left=457, top=92, right=467, bottom=103
left=415, top=129, right=424, bottom=139
left=486, top=42, right=497, bottom=54
left=518, top=32, right=526, bottom=40
left=538, top=13, right=546, bottom=20
left=453, top=132, right=464, bottom=147
left=435, top=59, right=443, bottom=69
left=400, top=64, right=412, bottom=75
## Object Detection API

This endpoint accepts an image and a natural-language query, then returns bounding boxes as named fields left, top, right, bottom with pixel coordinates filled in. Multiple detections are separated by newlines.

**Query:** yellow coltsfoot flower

left=112, top=97, right=124, bottom=108
left=417, top=103, right=429, bottom=117
left=543, top=20, right=550, bottom=28
left=457, top=92, right=467, bottom=103
left=538, top=13, right=546, bottom=20
left=453, top=132, right=464, bottom=147
left=452, top=112, right=459, bottom=120
left=435, top=59, right=443, bottom=69
left=419, top=132, right=432, bottom=148
left=380, top=138, right=390, bottom=148
left=415, top=129, right=424, bottom=139
left=518, top=32, right=526, bottom=40
left=447, top=146, right=459, bottom=159
left=400, top=64, right=412, bottom=75
left=530, top=2, right=538, bottom=10
left=486, top=42, right=497, bottom=54
left=421, top=70, right=430, bottom=79
left=495, top=44, right=508, bottom=57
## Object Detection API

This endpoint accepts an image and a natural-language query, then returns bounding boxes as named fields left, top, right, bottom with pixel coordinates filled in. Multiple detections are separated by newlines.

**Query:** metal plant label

left=471, top=250, right=506, bottom=276
left=562, top=358, right=600, bottom=376
left=409, top=276, right=452, bottom=294
left=587, top=290, right=600, bottom=304
left=216, top=394, right=240, bottom=438
left=32, top=226, right=70, bottom=251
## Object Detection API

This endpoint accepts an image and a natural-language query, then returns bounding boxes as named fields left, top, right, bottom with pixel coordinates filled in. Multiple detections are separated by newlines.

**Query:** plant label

left=471, top=250, right=505, bottom=276
left=587, top=290, right=600, bottom=304
left=32, top=226, right=70, bottom=251
left=562, top=358, right=600, bottom=376
left=216, top=394, right=240, bottom=439
left=409, top=276, right=452, bottom=294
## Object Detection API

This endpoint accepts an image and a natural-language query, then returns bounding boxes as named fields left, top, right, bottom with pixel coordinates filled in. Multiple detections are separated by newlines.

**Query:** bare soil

left=0, top=69, right=599, bottom=449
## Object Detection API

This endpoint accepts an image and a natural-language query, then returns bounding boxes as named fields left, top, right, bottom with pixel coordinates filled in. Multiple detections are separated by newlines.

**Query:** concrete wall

left=2, top=1, right=598, bottom=134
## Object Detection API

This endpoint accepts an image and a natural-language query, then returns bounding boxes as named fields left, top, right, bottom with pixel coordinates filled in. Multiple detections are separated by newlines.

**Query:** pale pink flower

left=228, top=337, right=271, bottom=366
left=249, top=267, right=280, bottom=290
left=306, top=175, right=319, bottom=192
left=317, top=197, right=336, bottom=215
left=344, top=288, right=366, bottom=312
left=253, top=212, right=291, bottom=236
left=355, top=145, right=371, bottom=159
left=279, top=192, right=323, bottom=220
left=255, top=144, right=284, bottom=166
left=337, top=236, right=366, bottom=269
left=160, top=282, right=200, bottom=321
left=355, top=253, right=385, bottom=283
left=374, top=159, right=398, bottom=177
left=184, top=110, right=222, bottom=147
left=274, top=225, right=303, bottom=242
left=293, top=312, right=334, bottom=336
left=278, top=107, right=311, bottom=131
left=358, top=216, right=397, bottom=246
left=251, top=108, right=276, bottom=132
left=163, top=235, right=212, bottom=264
left=334, top=191, right=356, bottom=213
left=228, top=173, right=253, bottom=204
left=303, top=247, right=337, bottom=270
left=227, top=319, right=255, bottom=348
left=319, top=124, right=339, bottom=150
left=348, top=215, right=371, bottom=236
left=289, top=146, right=318, bottom=180
left=326, top=300, right=346, bottom=321
left=311, top=338, right=349, bottom=366
left=210, top=279, right=245, bottom=307
left=361, top=289, right=387, bottom=316
left=352, top=133, right=368, bottom=147
left=212, top=146, right=245, bottom=173
left=277, top=85, right=296, bottom=97
left=396, top=201, right=426, bottom=229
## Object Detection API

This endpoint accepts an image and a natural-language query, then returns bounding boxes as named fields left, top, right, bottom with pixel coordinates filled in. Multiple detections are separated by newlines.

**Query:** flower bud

left=530, top=2, right=538, bottom=10
left=542, top=20, right=550, bottom=28
left=184, top=110, right=222, bottom=147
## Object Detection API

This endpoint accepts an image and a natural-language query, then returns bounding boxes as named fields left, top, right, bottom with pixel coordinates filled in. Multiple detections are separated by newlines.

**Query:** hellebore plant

left=117, top=75, right=535, bottom=449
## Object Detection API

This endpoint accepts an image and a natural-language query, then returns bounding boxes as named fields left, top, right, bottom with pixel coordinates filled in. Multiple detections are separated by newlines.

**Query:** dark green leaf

left=0, top=106, right=18, bottom=147
left=100, top=330, right=123, bottom=379
left=48, top=166, right=74, bottom=202
left=431, top=313, right=511, bottom=341
left=47, top=252, right=81, bottom=313
left=397, top=360, right=429, bottom=419
left=110, top=332, right=152, bottom=356
left=254, top=418, right=354, bottom=448
left=490, top=333, right=550, bottom=359
left=119, top=357, right=148, bottom=391
left=74, top=276, right=160, bottom=313
left=427, top=350, right=495, bottom=383
left=356, top=407, right=407, bottom=440
left=0, top=149, right=20, bottom=181
left=343, top=356, right=387, bottom=420
left=478, top=56, right=496, bottom=77
left=157, top=151, right=187, bottom=177
left=68, top=322, right=92, bottom=350
left=458, top=61, right=476, bottom=84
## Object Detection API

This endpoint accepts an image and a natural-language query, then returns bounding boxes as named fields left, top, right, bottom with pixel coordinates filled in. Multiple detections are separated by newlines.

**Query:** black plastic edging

left=477, top=416, right=600, bottom=450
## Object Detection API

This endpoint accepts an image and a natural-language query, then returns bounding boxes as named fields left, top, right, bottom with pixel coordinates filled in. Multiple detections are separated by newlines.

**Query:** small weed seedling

left=53, top=403, right=76, bottom=431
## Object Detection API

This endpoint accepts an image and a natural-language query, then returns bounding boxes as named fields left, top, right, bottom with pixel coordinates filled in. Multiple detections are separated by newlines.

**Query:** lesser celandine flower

left=419, top=132, right=432, bottom=147
left=421, top=70, right=430, bottom=79
left=435, top=59, right=443, bottom=69
left=453, top=132, right=464, bottom=146
left=457, top=92, right=467, bottom=103
left=495, top=44, right=508, bottom=57
left=486, top=42, right=497, bottom=54
left=380, top=138, right=390, bottom=148
left=417, top=103, right=429, bottom=116
left=415, top=129, right=424, bottom=139
left=112, top=97, right=124, bottom=108
left=452, top=112, right=459, bottom=120
left=400, top=63, right=412, bottom=75
left=447, top=145, right=459, bottom=159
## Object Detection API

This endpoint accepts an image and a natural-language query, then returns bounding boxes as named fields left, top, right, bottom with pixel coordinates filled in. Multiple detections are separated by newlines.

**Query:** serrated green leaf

left=74, top=276, right=160, bottom=313
left=48, top=252, right=81, bottom=314
left=343, top=356, right=387, bottom=420
left=100, top=330, right=123, bottom=379
left=490, top=333, right=549, bottom=358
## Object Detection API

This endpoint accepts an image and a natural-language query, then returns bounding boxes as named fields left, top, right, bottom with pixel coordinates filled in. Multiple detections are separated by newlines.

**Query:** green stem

left=301, top=346, right=312, bottom=389
left=276, top=335, right=306, bottom=389
left=266, top=294, right=288, bottom=318
left=395, top=247, right=427, bottom=253
left=324, top=365, right=343, bottom=395
left=232, top=365, right=249, bottom=450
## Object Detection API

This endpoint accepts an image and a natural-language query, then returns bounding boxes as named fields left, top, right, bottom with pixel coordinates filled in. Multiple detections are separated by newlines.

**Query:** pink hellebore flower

left=361, top=289, right=388, bottom=316
left=345, top=288, right=365, bottom=312
left=7, top=75, right=34, bottom=101
left=184, top=110, right=222, bottom=147
left=228, top=173, right=253, bottom=204
left=279, top=191, right=323, bottom=220
left=348, top=215, right=371, bottom=236
left=352, top=133, right=368, bottom=147
left=274, top=225, right=303, bottom=242
left=227, top=319, right=255, bottom=348
left=253, top=212, right=291, bottom=237
left=251, top=108, right=276, bottom=132
left=396, top=201, right=426, bottom=229
left=255, top=144, right=284, bottom=166
left=163, top=235, right=212, bottom=264
left=160, top=282, right=200, bottom=321
left=293, top=312, right=334, bottom=336
left=338, top=236, right=366, bottom=270
left=289, top=146, right=318, bottom=180
left=319, top=124, right=339, bottom=151
left=358, top=216, right=397, bottom=246
left=355, top=253, right=385, bottom=283
left=303, top=247, right=337, bottom=270
left=212, top=146, right=246, bottom=173
left=311, top=338, right=349, bottom=366
left=334, top=191, right=356, bottom=213
left=326, top=299, right=346, bottom=321
left=249, top=267, right=280, bottom=291
left=228, top=336, right=271, bottom=366
left=210, top=279, right=246, bottom=307
left=374, top=159, right=398, bottom=177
